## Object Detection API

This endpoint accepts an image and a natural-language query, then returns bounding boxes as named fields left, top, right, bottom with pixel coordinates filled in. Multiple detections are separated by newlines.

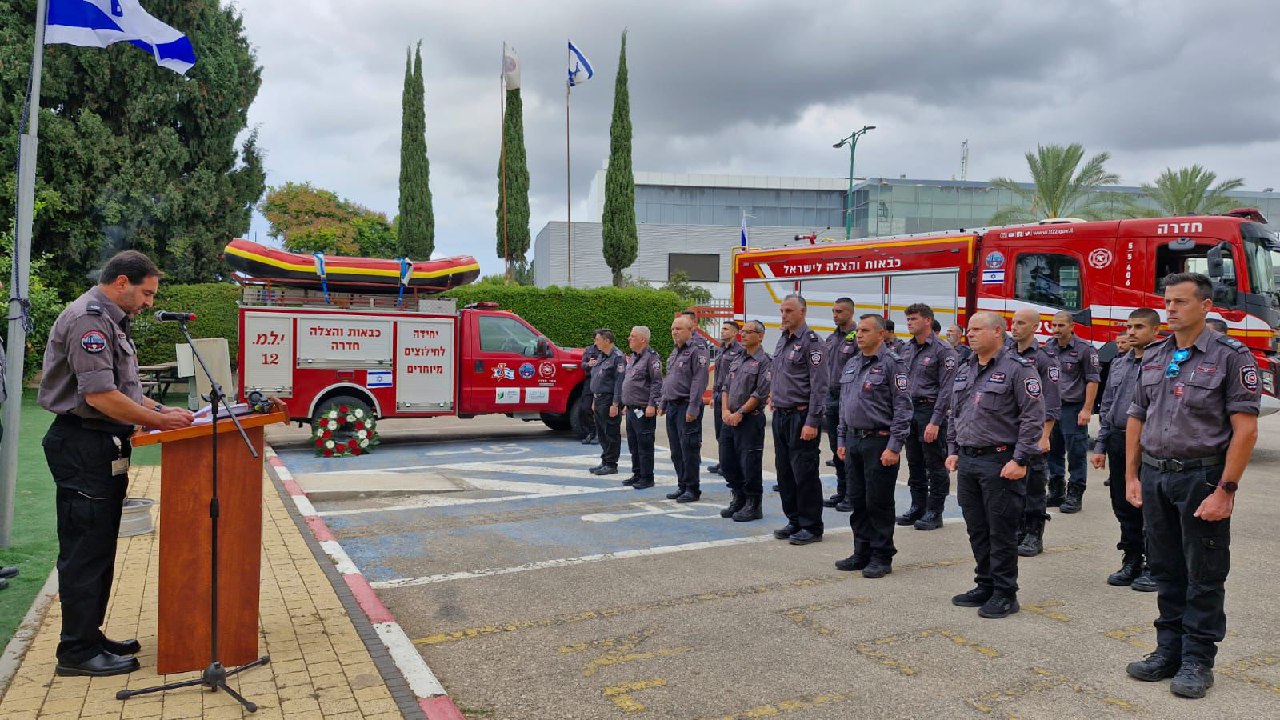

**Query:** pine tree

left=397, top=42, right=434, bottom=258
left=601, top=32, right=637, bottom=287
left=497, top=87, right=531, bottom=278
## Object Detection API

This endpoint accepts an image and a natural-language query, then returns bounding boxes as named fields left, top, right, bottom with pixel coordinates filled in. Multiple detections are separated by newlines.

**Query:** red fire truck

left=236, top=288, right=589, bottom=432
left=731, top=212, right=1280, bottom=412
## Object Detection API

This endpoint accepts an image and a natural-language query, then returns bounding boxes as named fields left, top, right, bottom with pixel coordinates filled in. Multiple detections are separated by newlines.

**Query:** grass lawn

left=0, top=391, right=166, bottom=651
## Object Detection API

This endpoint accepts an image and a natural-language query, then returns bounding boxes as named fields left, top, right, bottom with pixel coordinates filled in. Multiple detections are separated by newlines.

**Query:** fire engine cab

left=732, top=211, right=1280, bottom=412
left=236, top=287, right=588, bottom=432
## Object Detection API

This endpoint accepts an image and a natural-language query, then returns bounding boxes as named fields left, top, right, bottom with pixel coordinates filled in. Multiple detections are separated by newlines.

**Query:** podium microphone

left=154, top=310, right=197, bottom=323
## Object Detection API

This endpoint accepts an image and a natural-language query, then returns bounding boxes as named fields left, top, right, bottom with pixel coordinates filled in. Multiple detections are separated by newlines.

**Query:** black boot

left=1046, top=476, right=1066, bottom=507
left=1131, top=566, right=1157, bottom=592
left=732, top=495, right=763, bottom=522
left=1017, top=515, right=1048, bottom=557
left=720, top=490, right=746, bottom=518
left=1107, top=551, right=1143, bottom=586
left=896, top=490, right=926, bottom=526
left=1060, top=484, right=1084, bottom=514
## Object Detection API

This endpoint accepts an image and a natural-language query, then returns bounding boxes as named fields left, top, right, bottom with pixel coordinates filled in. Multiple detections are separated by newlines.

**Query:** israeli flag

left=46, top=0, right=197, bottom=75
left=567, top=40, right=593, bottom=87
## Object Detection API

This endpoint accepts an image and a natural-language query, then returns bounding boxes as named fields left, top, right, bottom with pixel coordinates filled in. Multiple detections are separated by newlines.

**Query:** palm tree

left=1117, top=165, right=1245, bottom=218
left=989, top=144, right=1120, bottom=225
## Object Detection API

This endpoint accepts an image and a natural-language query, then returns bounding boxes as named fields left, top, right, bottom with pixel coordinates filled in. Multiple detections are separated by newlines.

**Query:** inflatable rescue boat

left=223, top=239, right=480, bottom=295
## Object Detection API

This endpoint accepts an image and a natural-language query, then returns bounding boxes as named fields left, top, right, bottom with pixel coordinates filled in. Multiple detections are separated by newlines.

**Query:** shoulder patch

left=1241, top=366, right=1260, bottom=392
left=895, top=373, right=907, bottom=391
left=809, top=350, right=823, bottom=366
left=85, top=303, right=103, bottom=315
left=943, top=355, right=956, bottom=371
left=1024, top=377, right=1042, bottom=398
left=1047, top=365, right=1060, bottom=382
left=80, top=330, right=108, bottom=353
left=1217, top=335, right=1250, bottom=353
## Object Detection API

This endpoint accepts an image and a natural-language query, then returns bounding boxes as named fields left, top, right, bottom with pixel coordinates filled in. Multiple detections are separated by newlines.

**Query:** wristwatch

left=152, top=402, right=164, bottom=413
left=1012, top=456, right=1028, bottom=467
left=1218, top=480, right=1239, bottom=494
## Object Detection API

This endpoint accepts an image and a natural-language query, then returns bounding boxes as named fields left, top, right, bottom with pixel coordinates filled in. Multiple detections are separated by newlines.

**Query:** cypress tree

left=497, top=87, right=531, bottom=279
left=398, top=42, right=434, bottom=258
left=601, top=32, right=637, bottom=287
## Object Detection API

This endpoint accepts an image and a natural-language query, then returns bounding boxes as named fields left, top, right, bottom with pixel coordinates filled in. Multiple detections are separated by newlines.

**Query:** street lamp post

left=834, top=125, right=875, bottom=241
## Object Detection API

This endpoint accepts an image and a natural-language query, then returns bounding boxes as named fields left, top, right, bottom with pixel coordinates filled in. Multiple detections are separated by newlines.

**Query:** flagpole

left=565, top=41, right=573, bottom=286
left=1, top=0, right=47, bottom=546
left=500, top=43, right=509, bottom=282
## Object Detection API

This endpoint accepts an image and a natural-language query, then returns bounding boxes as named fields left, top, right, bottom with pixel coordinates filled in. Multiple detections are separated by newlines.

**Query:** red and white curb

left=264, top=445, right=464, bottom=720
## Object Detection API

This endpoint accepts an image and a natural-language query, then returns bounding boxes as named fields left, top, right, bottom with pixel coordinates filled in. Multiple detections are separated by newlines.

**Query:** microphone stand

left=117, top=320, right=269, bottom=712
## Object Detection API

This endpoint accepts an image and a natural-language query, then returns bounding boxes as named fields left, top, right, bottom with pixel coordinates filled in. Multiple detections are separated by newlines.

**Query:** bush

left=131, top=283, right=242, bottom=365
left=0, top=231, right=65, bottom=379
left=445, top=284, right=687, bottom=358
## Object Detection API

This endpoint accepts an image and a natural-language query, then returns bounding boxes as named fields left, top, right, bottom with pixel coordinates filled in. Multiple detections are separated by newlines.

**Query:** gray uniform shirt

left=38, top=286, right=144, bottom=421
left=588, top=347, right=626, bottom=401
left=901, top=333, right=958, bottom=425
left=1045, top=335, right=1101, bottom=404
left=1007, top=337, right=1062, bottom=423
left=621, top=347, right=663, bottom=408
left=724, top=347, right=772, bottom=413
left=1095, top=350, right=1142, bottom=452
left=825, top=327, right=859, bottom=392
left=662, top=339, right=710, bottom=407
left=770, top=324, right=829, bottom=428
left=714, top=340, right=745, bottom=393
left=1127, top=329, right=1261, bottom=459
left=947, top=347, right=1046, bottom=461
left=836, top=346, right=913, bottom=453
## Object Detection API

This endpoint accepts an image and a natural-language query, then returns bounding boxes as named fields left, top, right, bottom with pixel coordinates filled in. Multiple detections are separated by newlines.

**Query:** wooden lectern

left=132, top=411, right=287, bottom=675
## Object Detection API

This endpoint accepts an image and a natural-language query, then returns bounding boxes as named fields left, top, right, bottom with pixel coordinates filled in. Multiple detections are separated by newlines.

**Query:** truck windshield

left=1243, top=234, right=1279, bottom=296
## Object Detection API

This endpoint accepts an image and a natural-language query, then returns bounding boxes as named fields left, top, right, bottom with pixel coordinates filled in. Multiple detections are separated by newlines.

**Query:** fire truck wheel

left=314, top=394, right=375, bottom=441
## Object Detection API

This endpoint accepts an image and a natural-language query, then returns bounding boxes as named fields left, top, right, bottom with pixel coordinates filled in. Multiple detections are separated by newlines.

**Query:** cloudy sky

left=234, top=0, right=1280, bottom=274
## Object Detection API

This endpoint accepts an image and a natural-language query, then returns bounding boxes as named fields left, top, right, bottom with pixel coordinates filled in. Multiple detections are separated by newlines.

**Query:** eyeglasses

left=1165, top=347, right=1191, bottom=379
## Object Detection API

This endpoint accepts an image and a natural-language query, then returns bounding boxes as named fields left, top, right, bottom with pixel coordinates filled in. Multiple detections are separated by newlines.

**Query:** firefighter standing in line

left=833, top=314, right=912, bottom=578
left=579, top=337, right=602, bottom=445
left=897, top=303, right=958, bottom=531
left=1044, top=311, right=1100, bottom=513
left=661, top=315, right=709, bottom=502
left=1124, top=274, right=1259, bottom=700
left=717, top=319, right=772, bottom=522
left=1007, top=307, right=1061, bottom=558
left=769, top=294, right=829, bottom=546
left=708, top=321, right=744, bottom=476
left=620, top=326, right=663, bottom=491
left=1091, top=308, right=1159, bottom=591
left=822, top=298, right=859, bottom=511
left=39, top=251, right=194, bottom=677
left=587, top=329, right=626, bottom=476
left=946, top=312, right=1045, bottom=619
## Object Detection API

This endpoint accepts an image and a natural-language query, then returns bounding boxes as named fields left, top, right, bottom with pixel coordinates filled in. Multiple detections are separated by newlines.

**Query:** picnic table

left=138, top=361, right=179, bottom=399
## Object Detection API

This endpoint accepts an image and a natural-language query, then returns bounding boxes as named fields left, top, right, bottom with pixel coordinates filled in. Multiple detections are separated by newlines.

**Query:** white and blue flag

left=46, top=0, right=197, bottom=75
left=567, top=41, right=593, bottom=87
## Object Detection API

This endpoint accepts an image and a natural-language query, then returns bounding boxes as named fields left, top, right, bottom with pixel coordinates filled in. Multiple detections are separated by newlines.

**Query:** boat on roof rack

left=222, top=239, right=480, bottom=295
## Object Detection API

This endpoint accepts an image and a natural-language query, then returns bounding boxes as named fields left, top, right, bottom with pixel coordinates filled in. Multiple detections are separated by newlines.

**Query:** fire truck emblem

left=491, top=363, right=515, bottom=380
left=985, top=251, right=1005, bottom=269
left=519, top=362, right=536, bottom=379
left=539, top=361, right=556, bottom=379
left=1088, top=248, right=1114, bottom=269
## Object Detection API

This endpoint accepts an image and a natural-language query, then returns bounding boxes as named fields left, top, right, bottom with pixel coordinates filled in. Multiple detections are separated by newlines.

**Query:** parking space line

left=968, top=667, right=1142, bottom=716
left=559, top=627, right=691, bottom=678
left=1219, top=653, right=1280, bottom=695
left=602, top=678, right=667, bottom=713
left=1022, top=598, right=1071, bottom=623
left=1102, top=624, right=1156, bottom=651
left=319, top=482, right=677, bottom=516
left=694, top=691, right=852, bottom=720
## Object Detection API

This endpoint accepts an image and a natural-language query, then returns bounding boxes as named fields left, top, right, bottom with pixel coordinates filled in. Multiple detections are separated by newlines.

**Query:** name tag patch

left=989, top=372, right=1007, bottom=384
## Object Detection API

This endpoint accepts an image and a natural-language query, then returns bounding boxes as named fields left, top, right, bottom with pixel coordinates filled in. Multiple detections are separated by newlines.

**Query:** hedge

left=132, top=283, right=243, bottom=365
left=129, top=282, right=690, bottom=367
left=446, top=285, right=688, bottom=358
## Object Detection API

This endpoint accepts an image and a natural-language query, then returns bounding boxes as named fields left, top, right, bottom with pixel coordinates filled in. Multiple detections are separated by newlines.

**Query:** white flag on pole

left=567, top=40, right=593, bottom=87
left=46, top=0, right=197, bottom=75
left=503, top=44, right=520, bottom=90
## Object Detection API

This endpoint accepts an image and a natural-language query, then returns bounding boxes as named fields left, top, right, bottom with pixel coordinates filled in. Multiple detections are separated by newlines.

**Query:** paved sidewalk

left=0, top=463, right=414, bottom=719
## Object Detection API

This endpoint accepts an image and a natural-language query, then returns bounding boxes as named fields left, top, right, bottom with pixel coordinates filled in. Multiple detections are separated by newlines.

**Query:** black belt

left=1141, top=453, right=1225, bottom=473
left=593, top=393, right=614, bottom=398
left=774, top=405, right=808, bottom=415
left=851, top=428, right=891, bottom=438
left=54, top=414, right=133, bottom=436
left=960, top=445, right=1011, bottom=457
left=912, top=397, right=937, bottom=405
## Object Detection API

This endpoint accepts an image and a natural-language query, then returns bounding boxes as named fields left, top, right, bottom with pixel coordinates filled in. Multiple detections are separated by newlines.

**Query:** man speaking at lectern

left=39, top=250, right=194, bottom=677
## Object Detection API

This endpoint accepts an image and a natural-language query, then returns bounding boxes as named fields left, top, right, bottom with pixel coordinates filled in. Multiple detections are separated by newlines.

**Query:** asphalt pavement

left=265, top=412, right=1280, bottom=720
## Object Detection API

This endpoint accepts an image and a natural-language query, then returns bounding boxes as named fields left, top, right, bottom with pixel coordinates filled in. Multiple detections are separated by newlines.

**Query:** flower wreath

left=312, top=404, right=380, bottom=457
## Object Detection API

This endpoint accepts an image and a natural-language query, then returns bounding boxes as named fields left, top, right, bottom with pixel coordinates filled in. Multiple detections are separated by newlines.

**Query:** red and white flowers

left=312, top=404, right=380, bottom=457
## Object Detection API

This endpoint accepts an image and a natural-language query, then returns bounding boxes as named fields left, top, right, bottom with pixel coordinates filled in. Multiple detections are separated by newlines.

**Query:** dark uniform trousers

left=957, top=449, right=1025, bottom=595
left=1048, top=401, right=1088, bottom=489
left=43, top=416, right=132, bottom=664
left=718, top=412, right=765, bottom=496
left=712, top=393, right=723, bottom=442
left=1105, top=435, right=1143, bottom=553
left=1022, top=453, right=1049, bottom=525
left=1141, top=462, right=1229, bottom=666
left=626, top=408, right=656, bottom=482
left=578, top=392, right=597, bottom=440
left=772, top=409, right=823, bottom=534
left=823, top=391, right=848, bottom=501
left=903, top=401, right=948, bottom=513
left=847, top=434, right=898, bottom=562
left=665, top=400, right=703, bottom=493
left=592, top=394, right=622, bottom=465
